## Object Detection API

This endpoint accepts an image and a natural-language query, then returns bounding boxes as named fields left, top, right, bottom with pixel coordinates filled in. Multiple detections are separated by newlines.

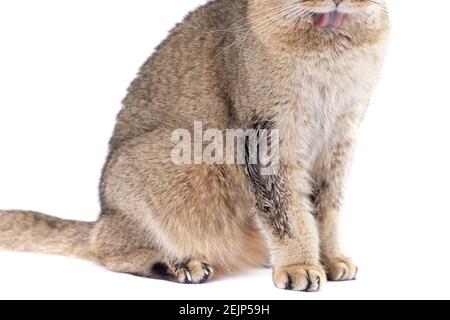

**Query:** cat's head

left=247, top=0, right=389, bottom=51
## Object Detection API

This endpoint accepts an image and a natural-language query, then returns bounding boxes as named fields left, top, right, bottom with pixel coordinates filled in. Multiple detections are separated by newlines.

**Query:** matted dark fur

left=245, top=117, right=293, bottom=239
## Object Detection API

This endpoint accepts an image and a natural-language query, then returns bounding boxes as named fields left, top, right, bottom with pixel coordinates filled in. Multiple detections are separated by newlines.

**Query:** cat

left=0, top=0, right=389, bottom=292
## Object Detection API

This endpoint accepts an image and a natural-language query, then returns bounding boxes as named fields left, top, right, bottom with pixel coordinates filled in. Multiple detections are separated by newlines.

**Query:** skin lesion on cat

left=0, top=0, right=389, bottom=292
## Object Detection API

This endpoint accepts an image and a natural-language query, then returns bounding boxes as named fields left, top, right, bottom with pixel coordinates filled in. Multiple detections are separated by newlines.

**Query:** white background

left=0, top=0, right=449, bottom=300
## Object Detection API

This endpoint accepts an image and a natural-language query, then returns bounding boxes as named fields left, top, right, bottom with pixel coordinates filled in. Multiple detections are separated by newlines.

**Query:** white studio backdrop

left=0, top=1, right=449, bottom=299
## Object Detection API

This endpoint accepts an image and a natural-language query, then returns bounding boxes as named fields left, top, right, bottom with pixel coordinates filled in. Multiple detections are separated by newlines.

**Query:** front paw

left=273, top=265, right=326, bottom=292
left=323, top=256, right=358, bottom=281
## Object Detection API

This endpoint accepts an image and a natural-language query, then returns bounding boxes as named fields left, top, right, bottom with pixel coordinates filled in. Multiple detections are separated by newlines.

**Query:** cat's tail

left=0, top=210, right=95, bottom=260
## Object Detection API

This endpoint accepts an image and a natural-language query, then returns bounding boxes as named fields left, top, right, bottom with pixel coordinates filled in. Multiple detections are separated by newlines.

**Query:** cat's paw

left=323, top=256, right=358, bottom=281
left=273, top=265, right=326, bottom=292
left=174, top=260, right=214, bottom=284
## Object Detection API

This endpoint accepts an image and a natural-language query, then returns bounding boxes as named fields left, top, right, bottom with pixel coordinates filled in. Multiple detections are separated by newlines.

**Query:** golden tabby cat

left=0, top=0, right=389, bottom=291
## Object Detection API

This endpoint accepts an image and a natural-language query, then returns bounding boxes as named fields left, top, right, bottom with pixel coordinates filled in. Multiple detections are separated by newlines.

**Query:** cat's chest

left=294, top=55, right=369, bottom=121
left=277, top=54, right=372, bottom=160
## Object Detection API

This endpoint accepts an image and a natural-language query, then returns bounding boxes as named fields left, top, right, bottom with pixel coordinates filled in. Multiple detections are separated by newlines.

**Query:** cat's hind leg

left=93, top=128, right=266, bottom=282
left=91, top=213, right=214, bottom=284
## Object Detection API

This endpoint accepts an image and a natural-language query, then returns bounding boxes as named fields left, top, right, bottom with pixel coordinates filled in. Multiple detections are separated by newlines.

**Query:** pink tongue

left=315, top=11, right=345, bottom=29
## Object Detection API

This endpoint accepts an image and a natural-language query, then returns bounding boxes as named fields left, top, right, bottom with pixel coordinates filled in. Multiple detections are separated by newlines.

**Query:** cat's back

left=110, top=0, right=248, bottom=149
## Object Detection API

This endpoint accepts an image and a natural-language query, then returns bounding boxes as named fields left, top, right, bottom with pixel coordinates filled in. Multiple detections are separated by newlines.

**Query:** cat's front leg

left=247, top=160, right=326, bottom=292
left=313, top=114, right=360, bottom=281
left=315, top=176, right=358, bottom=281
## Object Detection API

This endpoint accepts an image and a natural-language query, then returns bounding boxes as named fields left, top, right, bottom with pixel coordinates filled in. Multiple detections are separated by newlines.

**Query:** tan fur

left=0, top=211, right=94, bottom=260
left=0, top=0, right=389, bottom=291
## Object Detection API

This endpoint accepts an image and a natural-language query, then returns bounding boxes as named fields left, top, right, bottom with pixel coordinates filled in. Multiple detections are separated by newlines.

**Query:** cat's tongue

left=315, top=11, right=345, bottom=29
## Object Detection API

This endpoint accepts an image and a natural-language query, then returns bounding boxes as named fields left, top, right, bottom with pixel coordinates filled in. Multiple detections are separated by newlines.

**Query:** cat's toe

left=175, top=260, right=214, bottom=284
left=323, top=256, right=358, bottom=281
left=273, top=265, right=326, bottom=292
